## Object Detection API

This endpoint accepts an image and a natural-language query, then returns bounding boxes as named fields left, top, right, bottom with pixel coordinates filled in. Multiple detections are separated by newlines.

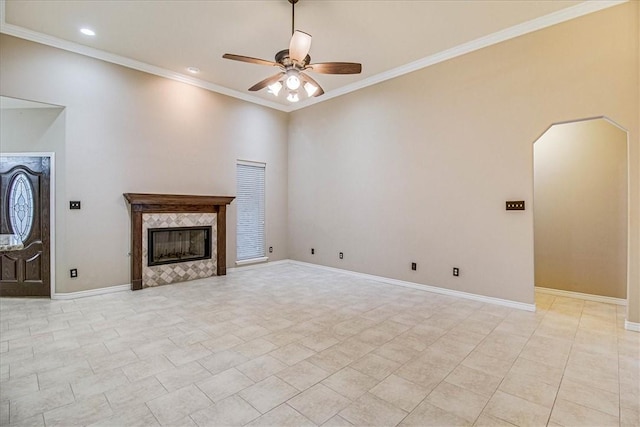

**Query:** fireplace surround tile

left=142, top=213, right=217, bottom=287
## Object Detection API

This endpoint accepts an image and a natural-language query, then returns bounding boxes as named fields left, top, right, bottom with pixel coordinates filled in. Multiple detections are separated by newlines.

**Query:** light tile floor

left=0, top=263, right=638, bottom=426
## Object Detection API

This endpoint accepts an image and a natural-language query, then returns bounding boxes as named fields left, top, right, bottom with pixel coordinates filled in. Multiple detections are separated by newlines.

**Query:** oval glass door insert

left=8, top=172, right=35, bottom=242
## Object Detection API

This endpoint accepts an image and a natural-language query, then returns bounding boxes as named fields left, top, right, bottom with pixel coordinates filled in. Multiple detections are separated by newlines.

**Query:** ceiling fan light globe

left=289, top=31, right=312, bottom=63
left=286, top=74, right=301, bottom=90
left=304, top=82, right=318, bottom=97
left=267, top=81, right=282, bottom=96
left=287, top=92, right=300, bottom=103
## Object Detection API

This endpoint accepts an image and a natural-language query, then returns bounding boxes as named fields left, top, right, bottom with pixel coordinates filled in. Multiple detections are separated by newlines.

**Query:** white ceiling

left=0, top=0, right=624, bottom=112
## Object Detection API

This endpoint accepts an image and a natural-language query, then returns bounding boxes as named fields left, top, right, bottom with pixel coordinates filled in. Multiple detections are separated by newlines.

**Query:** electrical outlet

left=505, top=201, right=525, bottom=211
left=453, top=267, right=459, bottom=277
left=339, top=252, right=343, bottom=259
left=70, top=268, right=78, bottom=278
left=411, top=262, right=417, bottom=271
left=311, top=248, right=315, bottom=255
left=69, top=201, right=81, bottom=210
left=269, top=246, right=273, bottom=253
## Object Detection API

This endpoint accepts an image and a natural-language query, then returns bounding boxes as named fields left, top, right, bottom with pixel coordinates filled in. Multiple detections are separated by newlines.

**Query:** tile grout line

left=543, top=295, right=580, bottom=426
left=463, top=308, right=528, bottom=426
left=460, top=295, right=560, bottom=425
left=390, top=300, right=509, bottom=426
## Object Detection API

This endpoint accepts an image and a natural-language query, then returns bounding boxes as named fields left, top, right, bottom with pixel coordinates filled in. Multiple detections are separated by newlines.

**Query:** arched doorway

left=533, top=117, right=628, bottom=302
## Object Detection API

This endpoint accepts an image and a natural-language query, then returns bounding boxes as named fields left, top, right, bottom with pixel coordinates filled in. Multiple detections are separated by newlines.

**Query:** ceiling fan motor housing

left=275, top=49, right=310, bottom=69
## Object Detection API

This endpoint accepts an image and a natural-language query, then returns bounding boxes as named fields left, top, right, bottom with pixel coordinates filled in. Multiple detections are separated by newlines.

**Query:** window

left=8, top=172, right=35, bottom=242
left=236, top=161, right=266, bottom=262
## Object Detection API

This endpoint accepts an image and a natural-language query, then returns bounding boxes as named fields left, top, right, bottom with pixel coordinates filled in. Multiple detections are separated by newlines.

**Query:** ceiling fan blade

left=307, top=62, right=362, bottom=74
left=222, top=53, right=278, bottom=67
left=300, top=72, right=325, bottom=97
left=248, top=72, right=285, bottom=92
left=289, top=30, right=312, bottom=63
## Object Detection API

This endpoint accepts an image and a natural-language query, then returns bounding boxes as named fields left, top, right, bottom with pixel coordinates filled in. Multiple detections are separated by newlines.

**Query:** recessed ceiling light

left=80, top=28, right=95, bottom=36
left=187, top=67, right=200, bottom=74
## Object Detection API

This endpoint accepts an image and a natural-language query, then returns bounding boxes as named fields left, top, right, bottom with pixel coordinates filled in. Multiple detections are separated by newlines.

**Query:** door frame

left=1, top=152, right=56, bottom=297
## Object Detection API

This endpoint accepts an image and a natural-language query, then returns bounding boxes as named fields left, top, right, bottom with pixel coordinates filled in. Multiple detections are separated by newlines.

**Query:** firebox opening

left=148, top=226, right=212, bottom=266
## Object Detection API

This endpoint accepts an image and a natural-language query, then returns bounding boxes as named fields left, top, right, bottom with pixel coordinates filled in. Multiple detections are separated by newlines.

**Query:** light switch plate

left=506, top=201, right=525, bottom=211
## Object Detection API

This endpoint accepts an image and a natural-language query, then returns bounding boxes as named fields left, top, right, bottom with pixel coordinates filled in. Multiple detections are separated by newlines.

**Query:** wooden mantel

left=124, top=193, right=234, bottom=291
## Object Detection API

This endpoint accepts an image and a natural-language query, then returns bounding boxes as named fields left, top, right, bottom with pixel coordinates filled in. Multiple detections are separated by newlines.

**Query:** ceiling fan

left=222, top=0, right=362, bottom=103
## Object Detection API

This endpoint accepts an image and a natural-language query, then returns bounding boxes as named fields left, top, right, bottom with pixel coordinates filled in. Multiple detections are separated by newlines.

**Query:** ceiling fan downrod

left=289, top=0, right=299, bottom=36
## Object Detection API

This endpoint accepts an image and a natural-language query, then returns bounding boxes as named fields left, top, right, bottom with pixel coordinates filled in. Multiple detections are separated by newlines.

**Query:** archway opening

left=533, top=118, right=628, bottom=301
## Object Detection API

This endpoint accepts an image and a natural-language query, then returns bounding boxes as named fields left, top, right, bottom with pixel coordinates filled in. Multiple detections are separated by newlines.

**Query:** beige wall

left=288, top=2, right=639, bottom=321
left=0, top=35, right=289, bottom=293
left=534, top=119, right=627, bottom=298
left=1, top=3, right=639, bottom=324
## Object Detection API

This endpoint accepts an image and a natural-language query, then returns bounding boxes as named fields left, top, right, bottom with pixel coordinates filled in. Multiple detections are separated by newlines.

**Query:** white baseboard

left=227, top=259, right=290, bottom=273
left=50, top=259, right=290, bottom=299
left=234, top=257, right=269, bottom=267
left=289, top=260, right=536, bottom=312
left=535, top=286, right=627, bottom=306
left=625, top=320, right=640, bottom=332
left=51, top=284, right=131, bottom=300
left=44, top=263, right=637, bottom=330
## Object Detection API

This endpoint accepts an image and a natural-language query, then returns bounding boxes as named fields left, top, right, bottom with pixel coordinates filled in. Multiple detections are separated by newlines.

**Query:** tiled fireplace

left=142, top=213, right=215, bottom=287
left=124, top=193, right=234, bottom=290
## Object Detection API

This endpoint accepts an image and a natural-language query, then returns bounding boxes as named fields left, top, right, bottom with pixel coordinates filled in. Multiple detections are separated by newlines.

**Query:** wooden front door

left=0, top=156, right=51, bottom=297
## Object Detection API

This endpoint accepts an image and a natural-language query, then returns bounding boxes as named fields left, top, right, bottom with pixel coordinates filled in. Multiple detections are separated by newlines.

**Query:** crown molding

left=0, top=21, right=291, bottom=113
left=293, top=0, right=627, bottom=111
left=0, top=0, right=626, bottom=113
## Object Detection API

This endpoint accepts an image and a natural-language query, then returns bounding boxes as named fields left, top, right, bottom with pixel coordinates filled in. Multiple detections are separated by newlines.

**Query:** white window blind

left=236, top=161, right=266, bottom=261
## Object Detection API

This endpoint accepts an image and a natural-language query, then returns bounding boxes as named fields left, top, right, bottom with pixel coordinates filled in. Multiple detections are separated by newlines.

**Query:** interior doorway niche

left=533, top=117, right=628, bottom=301
left=1, top=95, right=65, bottom=297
